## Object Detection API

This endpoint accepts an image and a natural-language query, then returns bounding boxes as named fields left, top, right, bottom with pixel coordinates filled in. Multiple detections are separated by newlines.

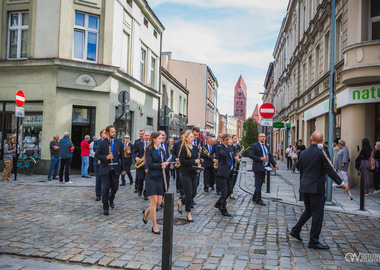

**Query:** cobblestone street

left=1, top=168, right=380, bottom=269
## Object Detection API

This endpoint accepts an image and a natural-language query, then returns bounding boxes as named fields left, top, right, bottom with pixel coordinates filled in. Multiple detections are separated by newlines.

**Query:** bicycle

left=17, top=150, right=37, bottom=175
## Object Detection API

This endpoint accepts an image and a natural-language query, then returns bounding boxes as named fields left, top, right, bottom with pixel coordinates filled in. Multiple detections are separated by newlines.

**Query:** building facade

left=218, top=114, right=227, bottom=135
left=270, top=0, right=380, bottom=186
left=234, top=75, right=247, bottom=121
left=0, top=0, right=164, bottom=172
left=161, top=52, right=218, bottom=136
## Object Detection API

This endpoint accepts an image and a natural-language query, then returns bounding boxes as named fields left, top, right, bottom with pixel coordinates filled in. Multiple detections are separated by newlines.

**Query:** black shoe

left=53, top=177, right=59, bottom=180
left=176, top=189, right=180, bottom=193
left=95, top=196, right=101, bottom=201
left=144, top=196, right=148, bottom=201
left=179, top=194, right=183, bottom=200
left=211, top=187, right=215, bottom=191
left=214, top=203, right=221, bottom=211
left=138, top=191, right=142, bottom=197
left=142, top=210, right=147, bottom=224
left=256, top=201, right=266, bottom=206
left=120, top=183, right=126, bottom=186
left=204, top=189, right=209, bottom=193
left=134, top=190, right=139, bottom=193
left=152, top=227, right=160, bottom=235
left=308, top=243, right=329, bottom=250
left=130, top=180, right=133, bottom=185
left=187, top=217, right=194, bottom=223
left=216, top=192, right=221, bottom=195
left=177, top=203, right=183, bottom=214
left=110, top=201, right=115, bottom=209
left=222, top=211, right=231, bottom=217
left=160, top=202, right=164, bottom=208
left=251, top=196, right=257, bottom=202
left=289, top=231, right=303, bottom=241
left=103, top=209, right=109, bottom=215
left=84, top=176, right=91, bottom=178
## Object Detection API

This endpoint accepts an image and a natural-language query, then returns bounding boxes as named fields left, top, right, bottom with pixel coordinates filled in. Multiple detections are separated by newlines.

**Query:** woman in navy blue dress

left=142, top=131, right=169, bottom=234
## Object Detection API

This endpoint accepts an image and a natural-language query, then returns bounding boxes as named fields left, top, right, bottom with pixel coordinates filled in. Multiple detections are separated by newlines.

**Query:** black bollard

left=266, top=169, right=270, bottom=193
left=359, top=169, right=365, bottom=211
left=162, top=192, right=174, bottom=270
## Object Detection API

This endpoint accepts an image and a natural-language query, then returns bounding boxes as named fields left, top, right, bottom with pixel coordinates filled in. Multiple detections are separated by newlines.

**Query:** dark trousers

left=252, top=171, right=265, bottom=203
left=94, top=165, right=102, bottom=197
left=180, top=173, right=198, bottom=212
left=89, top=157, right=94, bottom=174
left=204, top=166, right=215, bottom=191
left=121, top=162, right=133, bottom=184
left=48, top=157, right=60, bottom=179
left=286, top=157, right=292, bottom=169
left=374, top=170, right=380, bottom=190
left=215, top=171, right=233, bottom=212
left=291, top=193, right=325, bottom=244
left=165, top=169, right=170, bottom=190
left=231, top=163, right=240, bottom=190
left=170, top=168, right=175, bottom=179
left=136, top=167, right=146, bottom=195
left=215, top=173, right=221, bottom=192
left=101, top=170, right=119, bottom=210
left=176, top=168, right=183, bottom=195
left=59, top=158, right=72, bottom=182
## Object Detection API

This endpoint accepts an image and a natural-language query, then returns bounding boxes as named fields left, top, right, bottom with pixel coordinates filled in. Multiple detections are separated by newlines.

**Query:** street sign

left=160, top=105, right=172, bottom=117
left=259, top=103, right=275, bottom=119
left=118, top=91, right=130, bottom=104
left=15, top=106, right=25, bottom=118
left=15, top=90, right=25, bottom=107
left=261, top=118, right=273, bottom=127
left=117, top=104, right=130, bottom=114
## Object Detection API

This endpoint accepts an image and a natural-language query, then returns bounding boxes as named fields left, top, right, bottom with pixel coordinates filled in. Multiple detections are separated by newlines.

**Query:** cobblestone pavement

left=1, top=171, right=380, bottom=269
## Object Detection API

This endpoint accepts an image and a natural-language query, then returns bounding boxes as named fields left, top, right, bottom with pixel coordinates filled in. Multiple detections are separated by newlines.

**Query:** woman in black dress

left=142, top=131, right=169, bottom=234
left=177, top=130, right=201, bottom=222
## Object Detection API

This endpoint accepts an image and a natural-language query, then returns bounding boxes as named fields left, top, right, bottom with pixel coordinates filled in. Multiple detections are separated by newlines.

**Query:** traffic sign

left=259, top=103, right=275, bottom=119
left=118, top=91, right=130, bottom=104
left=15, top=90, right=25, bottom=107
left=261, top=118, right=273, bottom=127
left=15, top=106, right=25, bottom=117
left=117, top=104, right=130, bottom=114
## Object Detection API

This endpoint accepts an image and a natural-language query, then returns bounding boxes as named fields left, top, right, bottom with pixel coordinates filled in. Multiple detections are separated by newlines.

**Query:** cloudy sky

left=149, top=0, right=288, bottom=117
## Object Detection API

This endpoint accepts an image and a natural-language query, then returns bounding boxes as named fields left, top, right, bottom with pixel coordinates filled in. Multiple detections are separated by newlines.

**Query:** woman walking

left=142, top=131, right=169, bottom=234
left=355, top=138, right=372, bottom=195
left=2, top=136, right=15, bottom=181
left=335, top=139, right=350, bottom=186
left=177, top=130, right=201, bottom=222
left=291, top=142, right=298, bottom=173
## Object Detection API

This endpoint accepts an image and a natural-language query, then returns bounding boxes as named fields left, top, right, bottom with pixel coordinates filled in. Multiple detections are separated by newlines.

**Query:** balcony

left=341, top=40, right=380, bottom=85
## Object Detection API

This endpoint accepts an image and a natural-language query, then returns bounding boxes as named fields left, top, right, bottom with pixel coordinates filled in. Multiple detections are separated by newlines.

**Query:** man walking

left=95, top=125, right=125, bottom=215
left=93, top=129, right=107, bottom=201
left=81, top=135, right=91, bottom=178
left=48, top=134, right=60, bottom=181
left=249, top=133, right=279, bottom=206
left=59, top=132, right=74, bottom=184
left=121, top=134, right=134, bottom=186
left=290, top=131, right=348, bottom=249
left=201, top=136, right=215, bottom=192
left=133, top=130, right=150, bottom=200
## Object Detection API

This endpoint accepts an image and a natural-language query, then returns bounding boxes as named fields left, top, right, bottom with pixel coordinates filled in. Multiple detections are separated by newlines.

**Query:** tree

left=241, top=117, right=258, bottom=153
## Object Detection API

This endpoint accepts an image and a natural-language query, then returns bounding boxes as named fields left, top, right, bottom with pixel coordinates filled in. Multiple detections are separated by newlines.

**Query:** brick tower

left=233, top=75, right=247, bottom=121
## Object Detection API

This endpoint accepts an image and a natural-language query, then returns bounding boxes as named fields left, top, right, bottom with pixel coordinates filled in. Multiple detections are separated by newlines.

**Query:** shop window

left=23, top=114, right=43, bottom=159
left=150, top=57, right=156, bottom=87
left=8, top=11, right=29, bottom=59
left=140, top=48, right=146, bottom=82
left=147, top=117, right=153, bottom=126
left=73, top=12, right=98, bottom=62
left=72, top=107, right=91, bottom=124
left=370, top=0, right=380, bottom=40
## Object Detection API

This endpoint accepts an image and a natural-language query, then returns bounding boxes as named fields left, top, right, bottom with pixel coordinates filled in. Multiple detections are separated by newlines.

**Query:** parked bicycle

left=17, top=150, right=37, bottom=175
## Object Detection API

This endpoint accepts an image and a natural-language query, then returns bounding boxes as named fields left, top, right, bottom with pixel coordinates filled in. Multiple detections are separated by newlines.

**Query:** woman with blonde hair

left=142, top=131, right=169, bottom=234
left=177, top=130, right=201, bottom=222
left=2, top=136, right=15, bottom=181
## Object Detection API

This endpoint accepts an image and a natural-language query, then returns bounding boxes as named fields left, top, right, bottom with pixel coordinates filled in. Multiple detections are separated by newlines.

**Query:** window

left=127, top=0, right=132, bottom=7
left=183, top=99, right=186, bottom=115
left=122, top=32, right=130, bottom=73
left=144, top=17, right=148, bottom=28
left=153, top=30, right=158, bottom=38
left=236, top=101, right=239, bottom=105
left=150, top=57, right=156, bottom=87
left=324, top=32, right=330, bottom=73
left=74, top=12, right=98, bottom=62
left=240, top=110, right=243, bottom=113
left=179, top=96, right=182, bottom=114
left=8, top=12, right=29, bottom=59
left=170, top=90, right=174, bottom=110
left=370, top=0, right=380, bottom=40
left=236, top=109, right=239, bottom=113
left=147, top=117, right=153, bottom=126
left=140, top=49, right=146, bottom=82
left=315, top=45, right=320, bottom=80
left=337, top=18, right=343, bottom=61
left=241, top=102, right=243, bottom=105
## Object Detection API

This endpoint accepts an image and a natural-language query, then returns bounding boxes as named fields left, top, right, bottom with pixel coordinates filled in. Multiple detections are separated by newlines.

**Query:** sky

left=149, top=0, right=288, bottom=118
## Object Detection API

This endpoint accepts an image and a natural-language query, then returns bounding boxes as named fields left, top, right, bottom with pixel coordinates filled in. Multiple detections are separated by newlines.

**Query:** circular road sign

left=118, top=90, right=130, bottom=104
left=15, top=90, right=25, bottom=107
left=259, top=103, right=275, bottom=119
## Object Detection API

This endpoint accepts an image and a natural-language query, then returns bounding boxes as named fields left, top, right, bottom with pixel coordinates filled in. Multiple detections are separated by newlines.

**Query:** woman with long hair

left=356, top=138, right=372, bottom=195
left=2, top=136, right=15, bottom=181
left=142, top=131, right=169, bottom=234
left=177, top=130, right=201, bottom=222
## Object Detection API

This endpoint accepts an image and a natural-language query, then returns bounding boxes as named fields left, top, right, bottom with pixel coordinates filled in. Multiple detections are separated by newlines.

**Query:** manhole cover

left=253, top=249, right=267, bottom=255
left=156, top=218, right=190, bottom=225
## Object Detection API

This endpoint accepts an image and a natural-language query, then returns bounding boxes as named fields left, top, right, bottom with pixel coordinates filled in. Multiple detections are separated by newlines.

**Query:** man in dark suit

left=133, top=131, right=149, bottom=200
left=290, top=131, right=348, bottom=249
left=121, top=134, right=134, bottom=186
left=230, top=135, right=242, bottom=199
left=201, top=136, right=215, bottom=192
left=173, top=132, right=184, bottom=197
left=211, top=135, right=222, bottom=194
left=159, top=130, right=170, bottom=190
left=214, top=134, right=238, bottom=217
left=92, top=129, right=107, bottom=201
left=95, top=125, right=125, bottom=215
left=249, top=133, right=279, bottom=206
left=134, top=129, right=145, bottom=146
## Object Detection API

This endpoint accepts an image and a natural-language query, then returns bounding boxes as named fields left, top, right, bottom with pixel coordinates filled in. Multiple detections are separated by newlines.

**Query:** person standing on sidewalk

left=285, top=144, right=292, bottom=170
left=290, top=131, right=348, bottom=250
left=59, top=132, right=74, bottom=184
left=89, top=136, right=97, bottom=176
left=373, top=141, right=380, bottom=194
left=2, top=136, right=15, bottom=181
left=291, top=142, right=298, bottom=173
left=81, top=135, right=91, bottom=178
left=93, top=129, right=107, bottom=201
left=296, top=139, right=306, bottom=170
left=355, top=138, right=372, bottom=195
left=249, top=133, right=279, bottom=206
left=48, top=134, right=60, bottom=181
left=335, top=139, right=350, bottom=186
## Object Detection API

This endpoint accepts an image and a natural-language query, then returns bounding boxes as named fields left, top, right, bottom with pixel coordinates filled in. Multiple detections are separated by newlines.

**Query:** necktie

left=111, top=139, right=114, bottom=152
left=157, top=148, right=160, bottom=157
left=262, top=143, right=267, bottom=157
left=209, top=145, right=211, bottom=153
left=194, top=140, right=197, bottom=146
left=145, top=142, right=147, bottom=150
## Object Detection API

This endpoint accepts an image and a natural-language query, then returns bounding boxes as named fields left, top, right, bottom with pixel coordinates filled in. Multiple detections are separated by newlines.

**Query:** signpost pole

left=14, top=117, right=19, bottom=181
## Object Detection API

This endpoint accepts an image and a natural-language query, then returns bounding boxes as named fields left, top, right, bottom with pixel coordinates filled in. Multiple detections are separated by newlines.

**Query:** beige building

left=161, top=52, right=218, bottom=136
left=270, top=0, right=380, bottom=186
left=0, top=0, right=164, bottom=172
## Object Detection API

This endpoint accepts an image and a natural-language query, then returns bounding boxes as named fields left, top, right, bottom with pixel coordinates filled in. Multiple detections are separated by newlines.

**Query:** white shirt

left=89, top=142, right=95, bottom=157
left=260, top=143, right=268, bottom=166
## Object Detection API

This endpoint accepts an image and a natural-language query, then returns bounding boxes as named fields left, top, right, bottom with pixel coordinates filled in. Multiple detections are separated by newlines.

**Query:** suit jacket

left=134, top=139, right=143, bottom=147
left=299, top=144, right=342, bottom=194
left=145, top=146, right=165, bottom=180
left=231, top=143, right=242, bottom=156
left=192, top=138, right=203, bottom=148
left=172, top=140, right=182, bottom=160
left=216, top=144, right=234, bottom=177
left=123, top=142, right=134, bottom=166
left=201, top=143, right=214, bottom=168
left=134, top=140, right=147, bottom=159
left=92, top=139, right=101, bottom=166
left=249, top=142, right=276, bottom=173
left=179, top=145, right=199, bottom=176
left=211, top=142, right=221, bottom=159
left=95, top=138, right=125, bottom=176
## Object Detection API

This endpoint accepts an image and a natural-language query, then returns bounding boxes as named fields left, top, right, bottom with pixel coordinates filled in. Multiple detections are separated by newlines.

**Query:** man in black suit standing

left=290, top=131, right=348, bottom=249
left=121, top=134, right=134, bottom=186
left=230, top=135, right=242, bottom=199
left=211, top=135, right=222, bottom=194
left=249, top=133, right=279, bottom=206
left=201, top=136, right=215, bottom=192
left=133, top=131, right=150, bottom=200
left=214, top=134, right=238, bottom=217
left=95, top=125, right=125, bottom=215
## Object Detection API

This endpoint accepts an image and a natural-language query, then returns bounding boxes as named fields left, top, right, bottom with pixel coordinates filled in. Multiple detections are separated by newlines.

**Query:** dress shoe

left=177, top=202, right=183, bottom=214
left=144, top=195, right=149, bottom=201
left=53, top=177, right=59, bottom=180
left=152, top=227, right=161, bottom=235
left=256, top=201, right=266, bottom=206
left=120, top=183, right=126, bottom=186
left=138, top=191, right=142, bottom=197
left=110, top=201, right=115, bottom=209
left=222, top=211, right=231, bottom=217
left=103, top=209, right=109, bottom=215
left=211, top=187, right=215, bottom=191
left=129, top=180, right=133, bottom=185
left=160, top=202, right=164, bottom=208
left=308, top=243, right=329, bottom=250
left=142, top=210, right=147, bottom=224
left=214, top=203, right=221, bottom=211
left=47, top=178, right=52, bottom=181
left=289, top=231, right=303, bottom=241
left=134, top=190, right=139, bottom=193
left=95, top=196, right=101, bottom=201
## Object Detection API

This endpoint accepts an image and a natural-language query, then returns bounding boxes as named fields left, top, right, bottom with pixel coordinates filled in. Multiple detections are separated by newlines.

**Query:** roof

left=234, top=75, right=247, bottom=97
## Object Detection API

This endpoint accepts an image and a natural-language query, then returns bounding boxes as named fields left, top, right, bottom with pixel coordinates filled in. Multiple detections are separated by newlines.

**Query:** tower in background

left=233, top=75, right=247, bottom=121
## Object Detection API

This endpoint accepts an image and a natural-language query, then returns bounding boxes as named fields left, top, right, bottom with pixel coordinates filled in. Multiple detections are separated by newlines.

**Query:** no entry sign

left=259, top=103, right=275, bottom=119
left=15, top=90, right=25, bottom=107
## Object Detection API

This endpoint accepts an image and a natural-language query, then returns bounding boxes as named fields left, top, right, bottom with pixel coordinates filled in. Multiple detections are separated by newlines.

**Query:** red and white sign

left=15, top=90, right=25, bottom=107
left=259, top=103, right=275, bottom=119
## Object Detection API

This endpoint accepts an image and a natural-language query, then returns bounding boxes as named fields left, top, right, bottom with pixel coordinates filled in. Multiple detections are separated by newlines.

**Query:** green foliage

left=241, top=117, right=258, bottom=154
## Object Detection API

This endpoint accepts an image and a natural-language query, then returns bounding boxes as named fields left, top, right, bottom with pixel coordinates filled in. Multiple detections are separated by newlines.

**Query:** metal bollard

left=266, top=170, right=270, bottom=193
left=359, top=170, right=365, bottom=211
left=162, top=192, right=174, bottom=270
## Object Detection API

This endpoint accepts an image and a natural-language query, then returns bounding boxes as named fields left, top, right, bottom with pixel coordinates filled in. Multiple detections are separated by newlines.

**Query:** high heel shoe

left=152, top=227, right=160, bottom=235
left=187, top=217, right=194, bottom=223
left=177, top=202, right=183, bottom=215
left=142, top=210, right=147, bottom=224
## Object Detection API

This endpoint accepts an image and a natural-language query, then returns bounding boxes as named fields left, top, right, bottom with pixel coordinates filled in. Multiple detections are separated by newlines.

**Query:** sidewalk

left=239, top=159, right=380, bottom=218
